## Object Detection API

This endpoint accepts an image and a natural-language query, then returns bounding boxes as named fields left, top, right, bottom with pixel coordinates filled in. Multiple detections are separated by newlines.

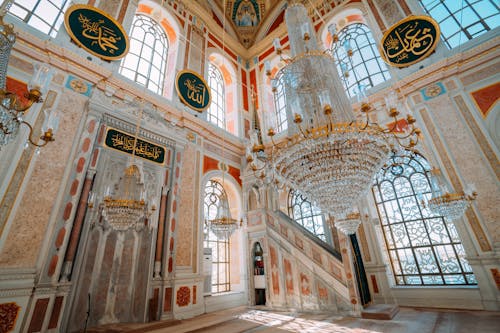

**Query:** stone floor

left=86, top=306, right=500, bottom=333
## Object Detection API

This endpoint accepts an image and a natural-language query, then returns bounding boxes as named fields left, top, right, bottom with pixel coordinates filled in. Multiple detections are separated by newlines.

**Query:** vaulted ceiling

left=197, top=0, right=287, bottom=48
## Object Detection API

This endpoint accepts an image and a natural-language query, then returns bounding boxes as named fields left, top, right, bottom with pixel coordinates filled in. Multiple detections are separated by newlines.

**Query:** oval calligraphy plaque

left=380, top=16, right=440, bottom=68
left=64, top=4, right=129, bottom=61
left=175, top=70, right=211, bottom=112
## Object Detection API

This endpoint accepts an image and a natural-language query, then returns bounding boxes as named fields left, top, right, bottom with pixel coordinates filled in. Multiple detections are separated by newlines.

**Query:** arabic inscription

left=64, top=4, right=129, bottom=60
left=381, top=16, right=440, bottom=68
left=105, top=129, right=166, bottom=164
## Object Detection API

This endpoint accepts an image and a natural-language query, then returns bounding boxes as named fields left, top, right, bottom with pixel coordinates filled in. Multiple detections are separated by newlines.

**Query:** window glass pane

left=331, top=23, right=390, bottom=97
left=9, top=0, right=69, bottom=36
left=419, top=0, right=499, bottom=49
left=372, top=151, right=477, bottom=286
left=27, top=16, right=51, bottom=34
left=15, top=0, right=39, bottom=10
left=288, top=191, right=327, bottom=241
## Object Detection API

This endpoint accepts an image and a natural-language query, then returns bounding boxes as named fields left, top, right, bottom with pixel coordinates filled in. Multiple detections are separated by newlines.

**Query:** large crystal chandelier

left=207, top=186, right=240, bottom=240
left=0, top=1, right=57, bottom=148
left=246, top=1, right=420, bottom=219
left=426, top=168, right=477, bottom=221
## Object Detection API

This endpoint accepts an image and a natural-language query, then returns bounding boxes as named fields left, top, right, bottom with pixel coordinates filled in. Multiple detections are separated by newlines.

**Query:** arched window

left=204, top=180, right=231, bottom=293
left=331, top=23, right=390, bottom=98
left=207, top=63, right=226, bottom=129
left=288, top=190, right=327, bottom=242
left=272, top=76, right=288, bottom=133
left=119, top=14, right=168, bottom=95
left=372, top=151, right=476, bottom=286
left=9, top=0, right=70, bottom=37
left=419, top=0, right=499, bottom=49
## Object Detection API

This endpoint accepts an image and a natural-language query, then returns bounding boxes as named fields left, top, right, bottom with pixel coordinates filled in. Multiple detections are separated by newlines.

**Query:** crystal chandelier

left=0, top=2, right=57, bottom=148
left=334, top=212, right=362, bottom=235
left=101, top=101, right=150, bottom=231
left=207, top=185, right=240, bottom=240
left=102, top=164, right=149, bottom=231
left=246, top=2, right=420, bottom=219
left=426, top=168, right=477, bottom=221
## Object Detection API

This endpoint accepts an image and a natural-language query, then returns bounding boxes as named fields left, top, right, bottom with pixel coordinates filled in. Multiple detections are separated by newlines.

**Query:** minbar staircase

left=258, top=210, right=358, bottom=314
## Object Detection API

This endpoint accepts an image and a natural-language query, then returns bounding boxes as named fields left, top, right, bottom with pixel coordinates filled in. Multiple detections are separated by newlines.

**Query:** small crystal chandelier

left=334, top=212, right=362, bottom=235
left=0, top=1, right=57, bottom=148
left=426, top=168, right=477, bottom=221
left=102, top=164, right=149, bottom=231
left=101, top=101, right=151, bottom=231
left=246, top=1, right=420, bottom=220
left=206, top=179, right=240, bottom=240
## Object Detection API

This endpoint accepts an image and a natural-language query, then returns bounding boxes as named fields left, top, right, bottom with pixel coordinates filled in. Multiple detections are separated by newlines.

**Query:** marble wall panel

left=426, top=95, right=499, bottom=246
left=0, top=92, right=87, bottom=268
left=284, top=258, right=294, bottom=296
left=419, top=108, right=492, bottom=252
left=373, top=0, right=404, bottom=26
left=176, top=144, right=198, bottom=267
left=188, top=27, right=205, bottom=74
left=98, top=0, right=121, bottom=17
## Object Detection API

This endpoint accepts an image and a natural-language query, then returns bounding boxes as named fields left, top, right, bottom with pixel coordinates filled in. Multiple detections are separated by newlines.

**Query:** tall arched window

left=204, top=180, right=231, bottom=293
left=372, top=151, right=476, bottom=286
left=272, top=76, right=288, bottom=133
left=9, top=0, right=70, bottom=37
left=288, top=190, right=327, bottom=242
left=331, top=23, right=390, bottom=98
left=207, top=63, right=226, bottom=129
left=119, top=14, right=168, bottom=95
left=419, top=0, right=499, bottom=49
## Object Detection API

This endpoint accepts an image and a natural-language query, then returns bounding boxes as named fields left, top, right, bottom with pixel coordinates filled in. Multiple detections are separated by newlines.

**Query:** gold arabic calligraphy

left=384, top=21, right=434, bottom=63
left=184, top=78, right=207, bottom=105
left=78, top=13, right=120, bottom=54
left=111, top=133, right=163, bottom=161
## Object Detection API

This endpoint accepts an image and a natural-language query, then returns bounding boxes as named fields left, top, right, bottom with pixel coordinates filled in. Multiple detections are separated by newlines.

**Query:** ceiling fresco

left=195, top=0, right=344, bottom=48
left=200, top=0, right=285, bottom=48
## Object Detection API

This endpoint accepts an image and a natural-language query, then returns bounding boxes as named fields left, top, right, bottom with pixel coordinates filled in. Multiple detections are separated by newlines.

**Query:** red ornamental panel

left=0, top=302, right=20, bottom=332
left=176, top=286, right=190, bottom=307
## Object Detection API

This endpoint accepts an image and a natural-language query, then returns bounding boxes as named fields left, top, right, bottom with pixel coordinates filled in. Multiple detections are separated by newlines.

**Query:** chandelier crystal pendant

left=425, top=168, right=477, bottom=221
left=0, top=3, right=57, bottom=148
left=246, top=2, right=420, bottom=219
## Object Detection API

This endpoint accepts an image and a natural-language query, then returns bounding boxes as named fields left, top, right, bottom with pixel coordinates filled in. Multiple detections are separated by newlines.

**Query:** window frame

left=203, top=180, right=231, bottom=293
left=331, top=22, right=391, bottom=98
left=288, top=190, right=328, bottom=242
left=206, top=63, right=226, bottom=129
left=9, top=0, right=71, bottom=38
left=372, top=151, right=477, bottom=286
left=119, top=14, right=169, bottom=95
left=272, top=75, right=288, bottom=133
left=418, top=0, right=500, bottom=49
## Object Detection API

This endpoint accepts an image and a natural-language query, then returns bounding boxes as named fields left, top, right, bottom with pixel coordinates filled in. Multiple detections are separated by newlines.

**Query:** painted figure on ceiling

left=235, top=0, right=259, bottom=27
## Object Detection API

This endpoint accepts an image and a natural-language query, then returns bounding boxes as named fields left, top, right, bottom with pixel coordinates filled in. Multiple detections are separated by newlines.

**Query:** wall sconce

left=0, top=3, right=57, bottom=148
left=0, top=62, right=56, bottom=147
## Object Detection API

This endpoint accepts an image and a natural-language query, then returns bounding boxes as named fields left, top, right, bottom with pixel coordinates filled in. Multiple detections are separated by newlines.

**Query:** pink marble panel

left=0, top=93, right=87, bottom=267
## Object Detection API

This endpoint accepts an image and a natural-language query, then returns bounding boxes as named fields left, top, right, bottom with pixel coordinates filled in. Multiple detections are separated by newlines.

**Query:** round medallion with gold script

left=175, top=70, right=211, bottom=112
left=380, top=15, right=440, bottom=68
left=64, top=4, right=129, bottom=61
